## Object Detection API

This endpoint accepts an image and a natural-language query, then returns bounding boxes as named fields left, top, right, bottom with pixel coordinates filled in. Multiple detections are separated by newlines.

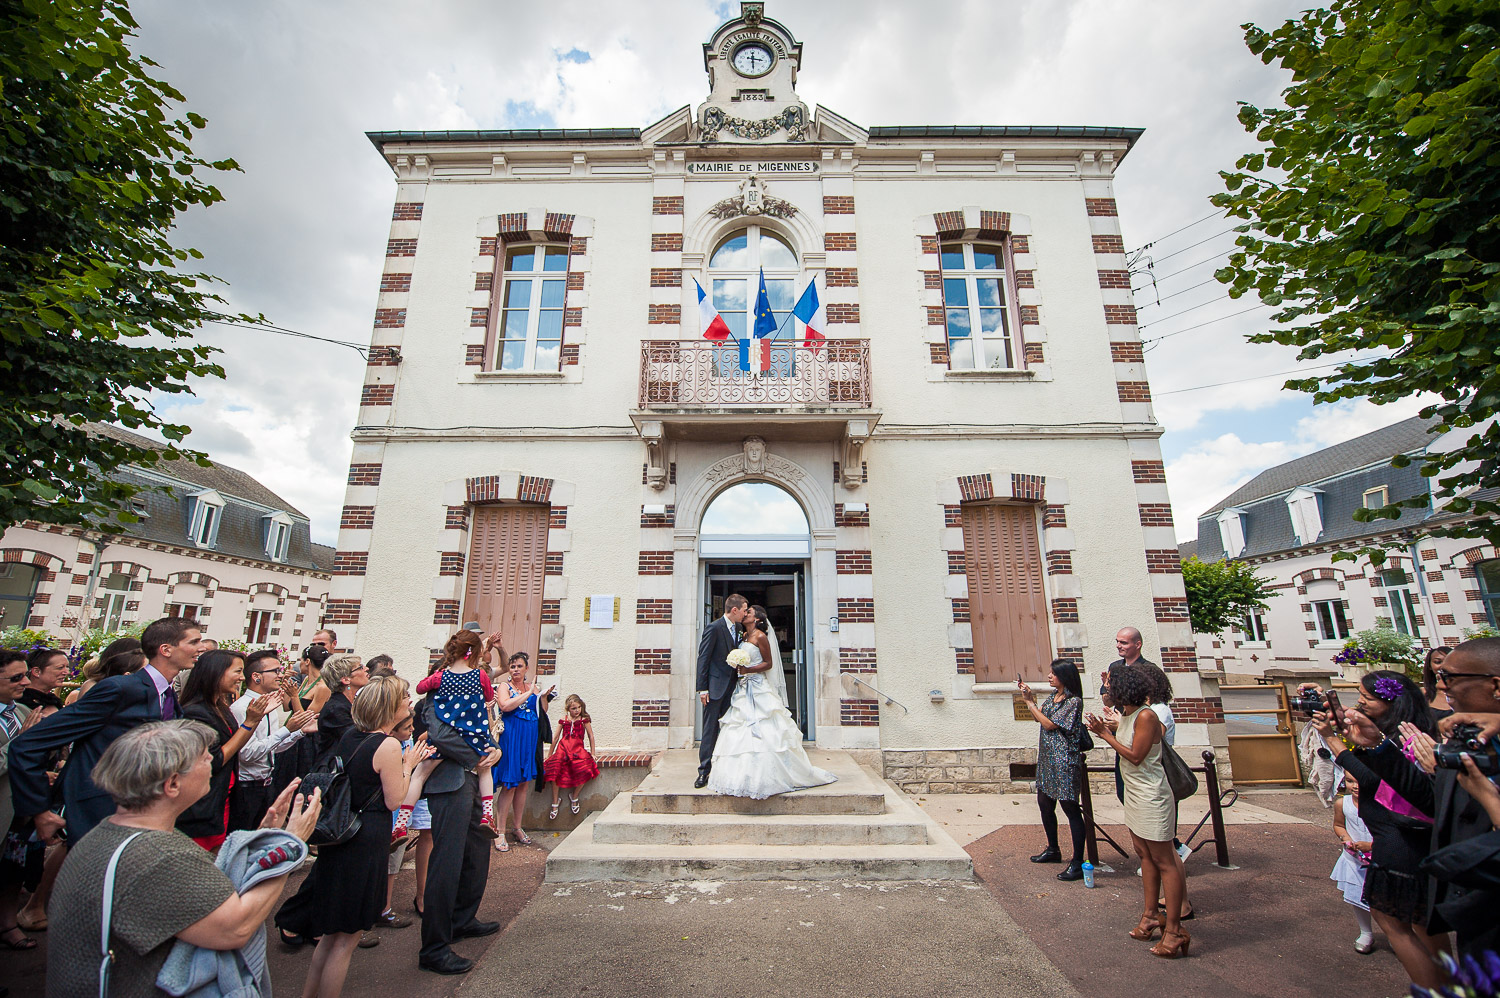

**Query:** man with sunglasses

left=227, top=649, right=319, bottom=831
left=1327, top=636, right=1500, bottom=958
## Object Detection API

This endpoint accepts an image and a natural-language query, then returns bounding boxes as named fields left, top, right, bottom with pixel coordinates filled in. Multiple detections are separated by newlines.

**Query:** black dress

left=281, top=729, right=392, bottom=936
left=1337, top=749, right=1431, bottom=922
left=176, top=701, right=236, bottom=841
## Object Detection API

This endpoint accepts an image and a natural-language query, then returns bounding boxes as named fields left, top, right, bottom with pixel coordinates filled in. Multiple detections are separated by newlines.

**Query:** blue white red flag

left=694, top=278, right=733, bottom=341
left=790, top=277, right=825, bottom=353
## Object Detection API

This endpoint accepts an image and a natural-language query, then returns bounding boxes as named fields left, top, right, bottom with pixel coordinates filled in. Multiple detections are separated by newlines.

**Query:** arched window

left=709, top=227, right=798, bottom=339
left=496, top=243, right=569, bottom=371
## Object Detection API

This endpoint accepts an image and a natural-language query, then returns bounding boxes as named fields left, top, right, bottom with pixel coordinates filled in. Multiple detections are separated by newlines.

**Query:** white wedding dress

left=707, top=639, right=837, bottom=799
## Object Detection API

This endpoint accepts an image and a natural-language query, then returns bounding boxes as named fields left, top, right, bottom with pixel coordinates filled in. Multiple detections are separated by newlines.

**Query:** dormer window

left=1216, top=507, right=1248, bottom=558
left=263, top=512, right=294, bottom=562
left=1363, top=486, right=1389, bottom=509
left=187, top=490, right=225, bottom=549
left=1286, top=487, right=1324, bottom=546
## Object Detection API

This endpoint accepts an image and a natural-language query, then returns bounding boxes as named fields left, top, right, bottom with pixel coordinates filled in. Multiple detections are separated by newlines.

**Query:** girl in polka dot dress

left=400, top=630, right=502, bottom=836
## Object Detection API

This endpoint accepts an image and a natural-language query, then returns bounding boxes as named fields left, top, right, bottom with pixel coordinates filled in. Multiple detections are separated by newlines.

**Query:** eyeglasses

left=254, top=667, right=285, bottom=676
left=1434, top=668, right=1496, bottom=684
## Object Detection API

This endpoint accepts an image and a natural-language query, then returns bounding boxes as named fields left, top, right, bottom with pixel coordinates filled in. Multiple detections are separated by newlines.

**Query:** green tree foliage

left=1180, top=556, right=1276, bottom=636
left=1214, top=1, right=1500, bottom=549
left=0, top=0, right=245, bottom=531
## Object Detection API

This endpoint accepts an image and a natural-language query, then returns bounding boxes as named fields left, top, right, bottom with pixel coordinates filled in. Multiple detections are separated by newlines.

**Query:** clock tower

left=696, top=3, right=810, bottom=143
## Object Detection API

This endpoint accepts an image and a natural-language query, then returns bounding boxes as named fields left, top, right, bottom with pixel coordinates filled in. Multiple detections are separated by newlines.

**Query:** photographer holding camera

left=1323, top=637, right=1500, bottom=961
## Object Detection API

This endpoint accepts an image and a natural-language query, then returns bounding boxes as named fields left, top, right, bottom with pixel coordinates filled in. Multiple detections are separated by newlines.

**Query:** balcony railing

left=638, top=338, right=871, bottom=409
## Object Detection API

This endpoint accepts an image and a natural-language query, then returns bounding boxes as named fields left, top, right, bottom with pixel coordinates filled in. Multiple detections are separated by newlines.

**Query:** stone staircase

left=545, top=749, right=973, bottom=882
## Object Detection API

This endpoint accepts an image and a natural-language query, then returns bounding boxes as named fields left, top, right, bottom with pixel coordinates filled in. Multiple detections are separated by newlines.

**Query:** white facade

left=337, top=5, right=1224, bottom=785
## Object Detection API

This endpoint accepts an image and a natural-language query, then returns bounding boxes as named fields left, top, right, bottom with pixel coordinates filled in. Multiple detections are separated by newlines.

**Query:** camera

left=1432, top=724, right=1500, bottom=776
left=1290, top=689, right=1328, bottom=714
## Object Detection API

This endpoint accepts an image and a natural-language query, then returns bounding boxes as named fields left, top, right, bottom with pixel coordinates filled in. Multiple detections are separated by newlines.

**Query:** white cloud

left=701, top=483, right=809, bottom=535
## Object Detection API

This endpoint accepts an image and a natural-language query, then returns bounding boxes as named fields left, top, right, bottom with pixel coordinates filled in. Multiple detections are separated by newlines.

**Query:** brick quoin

left=926, top=306, right=946, bottom=326
left=1111, top=341, right=1146, bottom=363
left=366, top=345, right=401, bottom=367
left=566, top=272, right=585, bottom=290
left=837, top=598, right=875, bottom=622
left=633, top=699, right=670, bottom=726
left=651, top=232, right=683, bottom=252
left=432, top=600, right=459, bottom=625
left=951, top=598, right=970, bottom=622
left=1431, top=591, right=1450, bottom=604
left=840, top=698, right=880, bottom=726
left=540, top=600, right=561, bottom=624
left=1421, top=548, right=1441, bottom=561
left=544, top=552, right=564, bottom=576
left=637, top=551, right=674, bottom=575
left=324, top=599, right=362, bottom=625
left=331, top=551, right=368, bottom=576
left=535, top=650, right=557, bottom=676
left=1104, top=304, right=1139, bottom=325
left=1023, top=343, right=1045, bottom=364
left=1085, top=198, right=1119, bottom=216
left=919, top=236, right=940, bottom=255
left=650, top=268, right=682, bottom=288
left=373, top=308, right=406, bottom=328
left=469, top=307, right=489, bottom=327
left=1146, top=549, right=1183, bottom=574
left=465, top=344, right=485, bottom=366
left=651, top=196, right=684, bottom=215
left=1014, top=270, right=1036, bottom=289
left=1098, top=270, right=1131, bottom=289
left=825, top=232, right=857, bottom=251
left=360, top=384, right=394, bottom=406
left=930, top=342, right=950, bottom=365
left=648, top=304, right=681, bottom=324
left=1117, top=382, right=1153, bottom=404
left=946, top=550, right=966, bottom=574
left=391, top=202, right=424, bottom=220
left=1051, top=598, right=1080, bottom=622
left=1046, top=551, right=1073, bottom=575
left=825, top=267, right=859, bottom=287
left=438, top=552, right=465, bottom=576
left=839, top=648, right=877, bottom=673
left=640, top=505, right=676, bottom=528
left=636, top=599, right=672, bottom=624
left=570, top=236, right=589, bottom=255
left=379, top=273, right=412, bottom=293
left=634, top=649, right=672, bottom=675
left=1159, top=647, right=1198, bottom=672
left=385, top=238, right=417, bottom=257
left=1138, top=503, right=1174, bottom=527
left=826, top=303, right=860, bottom=323
left=943, top=504, right=962, bottom=527
left=835, top=550, right=873, bottom=574
left=548, top=506, right=568, bottom=528
left=1153, top=597, right=1190, bottom=622
left=1019, top=305, right=1040, bottom=325
left=823, top=195, right=855, bottom=214
left=923, top=271, right=942, bottom=290
left=474, top=272, right=493, bottom=291
left=340, top=506, right=375, bottom=530
left=1172, top=696, right=1224, bottom=723
left=479, top=237, right=497, bottom=255
left=955, top=649, right=975, bottom=675
left=834, top=503, right=870, bottom=528
left=1092, top=234, right=1126, bottom=254
left=1438, top=613, right=1457, bottom=626
left=563, top=308, right=582, bottom=327
left=445, top=505, right=469, bottom=530
left=1043, top=505, right=1068, bottom=528
left=1010, top=234, right=1030, bottom=253
left=1132, top=460, right=1166, bottom=483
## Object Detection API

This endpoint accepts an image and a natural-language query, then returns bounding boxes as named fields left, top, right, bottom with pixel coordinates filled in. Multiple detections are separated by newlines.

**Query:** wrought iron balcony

left=637, top=338, right=872, bottom=409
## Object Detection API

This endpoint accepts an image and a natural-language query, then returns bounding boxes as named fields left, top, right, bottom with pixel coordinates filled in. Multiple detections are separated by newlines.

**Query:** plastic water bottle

left=1081, top=861, right=1095, bottom=888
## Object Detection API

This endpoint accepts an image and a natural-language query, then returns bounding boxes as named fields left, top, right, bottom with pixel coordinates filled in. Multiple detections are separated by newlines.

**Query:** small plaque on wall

left=1013, top=696, right=1035, bottom=722
left=584, top=596, right=620, bottom=628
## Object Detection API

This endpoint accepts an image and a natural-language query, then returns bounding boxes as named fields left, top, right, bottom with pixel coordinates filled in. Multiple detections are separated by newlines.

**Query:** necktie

left=0, top=704, right=17, bottom=739
left=160, top=685, right=178, bottom=721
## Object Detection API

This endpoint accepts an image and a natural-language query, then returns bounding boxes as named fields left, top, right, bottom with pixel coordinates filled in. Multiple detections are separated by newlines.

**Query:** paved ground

left=0, top=789, right=1419, bottom=998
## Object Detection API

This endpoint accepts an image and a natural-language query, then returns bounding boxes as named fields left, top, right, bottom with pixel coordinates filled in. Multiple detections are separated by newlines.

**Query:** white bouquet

left=726, top=649, right=751, bottom=669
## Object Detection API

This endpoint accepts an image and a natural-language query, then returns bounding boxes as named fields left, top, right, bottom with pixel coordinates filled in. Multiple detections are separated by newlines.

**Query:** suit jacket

left=417, top=696, right=482, bottom=796
left=0, top=701, right=34, bottom=834
left=696, top=615, right=741, bottom=702
left=7, top=669, right=163, bottom=842
left=314, top=691, right=353, bottom=762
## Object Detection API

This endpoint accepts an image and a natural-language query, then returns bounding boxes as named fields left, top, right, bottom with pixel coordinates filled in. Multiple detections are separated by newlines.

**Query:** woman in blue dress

left=493, top=651, right=553, bottom=851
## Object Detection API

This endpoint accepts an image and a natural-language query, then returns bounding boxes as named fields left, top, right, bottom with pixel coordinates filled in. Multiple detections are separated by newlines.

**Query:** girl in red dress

left=543, top=695, right=599, bottom=817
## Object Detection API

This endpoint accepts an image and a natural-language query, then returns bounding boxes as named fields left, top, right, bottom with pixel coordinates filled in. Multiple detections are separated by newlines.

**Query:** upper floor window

left=1363, top=486, right=1389, bottom=509
left=495, top=244, right=569, bottom=371
left=1216, top=507, right=1248, bottom=558
left=709, top=227, right=798, bottom=339
left=1312, top=598, right=1351, bottom=642
left=940, top=241, right=1015, bottom=370
left=98, top=572, right=132, bottom=631
left=1478, top=559, right=1500, bottom=628
left=1286, top=487, right=1324, bottom=546
left=263, top=512, right=294, bottom=563
left=1241, top=611, right=1268, bottom=643
left=187, top=490, right=224, bottom=549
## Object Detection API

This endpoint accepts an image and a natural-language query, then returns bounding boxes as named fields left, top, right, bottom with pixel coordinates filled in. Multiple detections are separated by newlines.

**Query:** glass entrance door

left=698, top=563, right=811, bottom=740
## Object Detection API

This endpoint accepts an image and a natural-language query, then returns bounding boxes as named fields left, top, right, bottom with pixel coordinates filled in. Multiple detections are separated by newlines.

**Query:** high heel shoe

left=1150, top=929, right=1191, bottom=958
left=1128, top=911, right=1163, bottom=941
left=1028, top=847, right=1062, bottom=864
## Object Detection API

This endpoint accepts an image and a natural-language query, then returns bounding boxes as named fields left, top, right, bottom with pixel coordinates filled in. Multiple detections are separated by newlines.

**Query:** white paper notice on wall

left=586, top=595, right=617, bottom=629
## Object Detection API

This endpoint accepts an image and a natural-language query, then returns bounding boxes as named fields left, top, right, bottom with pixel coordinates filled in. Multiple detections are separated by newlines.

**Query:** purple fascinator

left=1372, top=676, right=1405, bottom=701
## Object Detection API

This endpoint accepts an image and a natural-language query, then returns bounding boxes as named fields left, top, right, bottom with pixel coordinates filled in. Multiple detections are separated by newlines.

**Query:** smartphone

left=1325, top=689, right=1347, bottom=731
left=1015, top=673, right=1023, bottom=686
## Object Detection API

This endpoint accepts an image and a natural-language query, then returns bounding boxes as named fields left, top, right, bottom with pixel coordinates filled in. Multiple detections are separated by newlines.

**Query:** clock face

left=732, top=42, right=774, bottom=77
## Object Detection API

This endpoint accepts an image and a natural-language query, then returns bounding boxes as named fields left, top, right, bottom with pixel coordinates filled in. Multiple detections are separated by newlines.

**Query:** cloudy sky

left=126, top=0, right=1427, bottom=545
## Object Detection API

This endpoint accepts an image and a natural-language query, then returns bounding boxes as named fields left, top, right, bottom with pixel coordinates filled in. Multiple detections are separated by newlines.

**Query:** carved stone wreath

left=707, top=194, right=798, bottom=220
left=701, top=105, right=808, bottom=143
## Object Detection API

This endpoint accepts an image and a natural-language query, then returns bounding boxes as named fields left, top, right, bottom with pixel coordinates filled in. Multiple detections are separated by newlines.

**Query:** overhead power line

left=206, top=318, right=370, bottom=357
left=1126, top=210, right=1224, bottom=255
left=1141, top=303, right=1269, bottom=345
left=1156, top=355, right=1386, bottom=396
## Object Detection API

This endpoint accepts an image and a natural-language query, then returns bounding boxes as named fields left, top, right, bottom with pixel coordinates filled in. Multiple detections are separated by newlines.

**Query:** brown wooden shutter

left=962, top=503, right=1053, bottom=682
left=463, top=504, right=548, bottom=668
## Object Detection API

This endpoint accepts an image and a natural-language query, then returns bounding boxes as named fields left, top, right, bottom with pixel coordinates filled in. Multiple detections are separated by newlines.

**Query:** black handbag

left=303, top=739, right=382, bottom=846
left=1073, top=710, right=1095, bottom=754
left=1160, top=742, right=1199, bottom=801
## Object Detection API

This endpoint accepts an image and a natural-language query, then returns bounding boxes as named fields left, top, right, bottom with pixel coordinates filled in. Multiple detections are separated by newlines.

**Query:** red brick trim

left=1138, top=503, right=1173, bottom=527
left=469, top=307, right=488, bottom=327
left=1043, top=505, right=1067, bottom=528
left=826, top=303, right=860, bottom=323
left=325, top=599, right=362, bottom=624
left=648, top=304, right=680, bottom=324
left=634, top=649, right=672, bottom=675
left=825, top=232, right=856, bottom=251
left=929, top=342, right=950, bottom=365
left=1092, top=234, right=1125, bottom=253
left=840, top=698, right=879, bottom=725
left=955, top=649, right=975, bottom=675
left=1104, top=304, right=1138, bottom=325
left=1111, top=341, right=1145, bottom=363
left=1146, top=549, right=1183, bottom=574
left=331, top=551, right=368, bottom=576
left=1159, top=646, right=1198, bottom=673
left=1153, top=596, right=1190, bottom=622
left=957, top=473, right=994, bottom=502
left=444, top=506, right=468, bottom=530
left=1131, top=460, right=1166, bottom=483
left=1085, top=198, right=1118, bottom=216
left=561, top=344, right=579, bottom=366
left=650, top=268, right=682, bottom=287
left=518, top=476, right=553, bottom=503
left=637, top=551, right=674, bottom=575
left=632, top=699, right=670, bottom=726
left=834, top=503, right=870, bottom=527
left=367, top=345, right=401, bottom=366
left=379, top=273, right=411, bottom=292
left=438, top=552, right=465, bottom=576
left=360, top=384, right=394, bottom=406
left=465, top=344, right=485, bottom=366
left=839, top=648, right=876, bottom=673
left=837, top=598, right=875, bottom=622
left=1098, top=269, right=1131, bottom=289
left=373, top=308, right=405, bottom=328
left=1023, top=343, right=1045, bottom=364
left=1172, top=696, right=1224, bottom=723
left=433, top=600, right=459, bottom=625
left=392, top=202, right=424, bottom=220
left=826, top=267, right=859, bottom=287
left=823, top=195, right=855, bottom=214
left=1011, top=474, right=1045, bottom=502
left=1046, top=551, right=1073, bottom=575
left=652, top=196, right=684, bottom=215
left=386, top=238, right=417, bottom=257
left=951, top=598, right=970, bottom=622
left=640, top=505, right=676, bottom=528
left=835, top=550, right=873, bottom=574
left=1051, top=598, right=1080, bottom=622
left=636, top=599, right=672, bottom=624
left=1117, top=381, right=1153, bottom=404
left=651, top=232, right=683, bottom=251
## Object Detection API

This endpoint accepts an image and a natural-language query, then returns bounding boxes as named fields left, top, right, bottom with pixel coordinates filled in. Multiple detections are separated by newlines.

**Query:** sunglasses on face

left=1435, top=668, right=1495, bottom=684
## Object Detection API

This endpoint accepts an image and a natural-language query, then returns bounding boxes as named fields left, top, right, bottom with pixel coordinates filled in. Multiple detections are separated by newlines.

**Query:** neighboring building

left=1, top=424, right=333, bottom=647
left=1191, top=414, right=1500, bottom=676
left=336, top=3, right=1222, bottom=784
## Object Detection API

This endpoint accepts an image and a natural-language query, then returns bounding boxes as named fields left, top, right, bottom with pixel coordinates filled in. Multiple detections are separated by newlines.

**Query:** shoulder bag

left=1067, top=698, right=1094, bottom=754
left=1160, top=741, right=1199, bottom=801
left=303, top=735, right=384, bottom=846
left=99, top=830, right=146, bottom=998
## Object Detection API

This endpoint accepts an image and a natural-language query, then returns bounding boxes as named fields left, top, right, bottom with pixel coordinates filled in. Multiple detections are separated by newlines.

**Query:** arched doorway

left=700, top=482, right=814, bottom=738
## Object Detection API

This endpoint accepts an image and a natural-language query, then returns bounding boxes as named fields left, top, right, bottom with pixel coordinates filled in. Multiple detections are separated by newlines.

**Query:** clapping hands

left=261, top=778, right=323, bottom=842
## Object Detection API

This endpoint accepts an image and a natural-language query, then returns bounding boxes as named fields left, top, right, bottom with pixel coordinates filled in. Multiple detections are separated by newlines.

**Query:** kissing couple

left=694, top=593, right=837, bottom=797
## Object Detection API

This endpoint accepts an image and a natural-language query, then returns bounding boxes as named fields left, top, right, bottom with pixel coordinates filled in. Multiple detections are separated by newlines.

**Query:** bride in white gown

left=707, top=604, right=837, bottom=799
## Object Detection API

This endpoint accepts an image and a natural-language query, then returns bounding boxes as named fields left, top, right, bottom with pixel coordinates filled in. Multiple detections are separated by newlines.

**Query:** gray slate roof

left=1200, top=415, right=1442, bottom=516
left=90, top=423, right=305, bottom=517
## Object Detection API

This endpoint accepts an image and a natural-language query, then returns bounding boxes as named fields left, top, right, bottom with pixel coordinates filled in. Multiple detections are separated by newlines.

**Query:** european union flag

left=753, top=268, right=778, bottom=340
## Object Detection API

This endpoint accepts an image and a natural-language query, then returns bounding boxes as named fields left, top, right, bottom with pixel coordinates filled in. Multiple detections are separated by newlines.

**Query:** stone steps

left=545, top=749, right=974, bottom=883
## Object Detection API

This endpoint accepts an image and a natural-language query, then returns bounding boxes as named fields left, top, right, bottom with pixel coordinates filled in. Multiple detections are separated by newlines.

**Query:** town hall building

left=332, top=4, right=1224, bottom=787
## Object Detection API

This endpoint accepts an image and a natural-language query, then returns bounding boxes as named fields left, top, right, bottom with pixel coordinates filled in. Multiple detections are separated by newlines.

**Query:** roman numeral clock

left=698, top=3, right=811, bottom=144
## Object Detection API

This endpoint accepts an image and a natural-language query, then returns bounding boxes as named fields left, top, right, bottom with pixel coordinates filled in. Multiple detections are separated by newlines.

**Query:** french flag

left=694, top=278, right=733, bottom=341
left=790, top=277, right=825, bottom=353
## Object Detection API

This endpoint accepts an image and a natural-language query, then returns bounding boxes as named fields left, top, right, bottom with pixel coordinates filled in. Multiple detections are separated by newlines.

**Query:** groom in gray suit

left=695, top=593, right=749, bottom=788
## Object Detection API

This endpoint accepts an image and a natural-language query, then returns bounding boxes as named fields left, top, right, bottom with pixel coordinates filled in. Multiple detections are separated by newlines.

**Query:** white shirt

left=1150, top=702, right=1177, bottom=747
left=231, top=690, right=304, bottom=782
left=724, top=615, right=738, bottom=640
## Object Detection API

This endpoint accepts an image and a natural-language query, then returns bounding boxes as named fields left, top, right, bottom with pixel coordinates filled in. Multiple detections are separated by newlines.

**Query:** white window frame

left=1378, top=569, right=1422, bottom=637
left=1216, top=507, right=1249, bottom=558
left=1479, top=559, right=1500, bottom=628
left=1286, top=486, right=1324, bottom=546
left=939, top=240, right=1017, bottom=371
left=1312, top=598, right=1351, bottom=643
left=1363, top=486, right=1389, bottom=510
left=708, top=226, right=800, bottom=342
left=188, top=489, right=224, bottom=549
left=494, top=243, right=570, bottom=372
left=246, top=608, right=273, bottom=644
left=99, top=572, right=133, bottom=631
left=263, top=512, right=294, bottom=563
left=1241, top=611, right=1269, bottom=644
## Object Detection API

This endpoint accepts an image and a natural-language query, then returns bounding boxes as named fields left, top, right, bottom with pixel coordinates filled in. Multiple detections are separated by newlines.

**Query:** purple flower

left=1373, top=676, right=1405, bottom=701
